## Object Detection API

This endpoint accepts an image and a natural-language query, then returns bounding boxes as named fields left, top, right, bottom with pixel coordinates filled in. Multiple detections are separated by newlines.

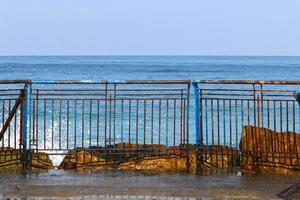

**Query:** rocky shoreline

left=1, top=125, right=300, bottom=175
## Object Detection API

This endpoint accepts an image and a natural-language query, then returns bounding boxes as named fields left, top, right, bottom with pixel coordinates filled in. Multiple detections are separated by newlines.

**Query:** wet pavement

left=0, top=170, right=299, bottom=199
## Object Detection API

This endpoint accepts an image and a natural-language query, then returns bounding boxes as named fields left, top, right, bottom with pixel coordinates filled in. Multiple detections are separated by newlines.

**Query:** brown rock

left=77, top=150, right=94, bottom=164
left=58, top=145, right=198, bottom=173
left=240, top=125, right=300, bottom=174
left=31, top=152, right=54, bottom=170
left=0, top=148, right=22, bottom=170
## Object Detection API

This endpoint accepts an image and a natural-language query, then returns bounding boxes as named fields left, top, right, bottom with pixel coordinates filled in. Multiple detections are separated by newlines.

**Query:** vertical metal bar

left=82, top=99, right=85, bottom=148
left=229, top=99, right=232, bottom=148
left=293, top=100, right=297, bottom=165
left=270, top=100, right=274, bottom=163
left=267, top=100, right=270, bottom=129
left=2, top=100, right=5, bottom=147
left=274, top=101, right=278, bottom=154
left=241, top=99, right=244, bottom=129
left=247, top=99, right=250, bottom=164
left=32, top=99, right=35, bottom=145
left=285, top=101, right=290, bottom=165
left=97, top=99, right=100, bottom=147
left=252, top=84, right=257, bottom=163
left=104, top=84, right=108, bottom=146
left=241, top=99, right=244, bottom=131
left=223, top=99, right=226, bottom=146
left=20, top=97, right=23, bottom=150
left=28, top=84, right=32, bottom=151
left=151, top=99, right=154, bottom=145
left=183, top=98, right=186, bottom=145
left=286, top=101, right=289, bottom=132
left=51, top=99, right=54, bottom=149
left=22, top=84, right=29, bottom=168
left=109, top=94, right=112, bottom=145
left=293, top=100, right=296, bottom=133
left=173, top=99, right=176, bottom=147
left=113, top=84, right=117, bottom=146
left=8, top=99, right=11, bottom=147
left=14, top=99, right=17, bottom=149
left=280, top=101, right=286, bottom=164
left=235, top=99, right=238, bottom=149
left=200, top=89, right=203, bottom=148
left=143, top=99, right=146, bottom=145
left=22, top=85, right=28, bottom=151
left=211, top=99, right=214, bottom=145
left=217, top=100, right=220, bottom=146
left=36, top=89, right=39, bottom=150
left=274, top=101, right=277, bottom=132
left=128, top=99, right=131, bottom=144
left=67, top=99, right=70, bottom=150
left=43, top=99, right=46, bottom=150
left=280, top=100, right=283, bottom=162
left=158, top=99, right=161, bottom=145
left=286, top=101, right=291, bottom=165
left=74, top=100, right=77, bottom=149
left=280, top=101, right=283, bottom=133
left=260, top=84, right=264, bottom=130
left=186, top=83, right=190, bottom=146
left=166, top=99, right=169, bottom=146
left=229, top=98, right=232, bottom=170
left=59, top=99, right=62, bottom=149
left=89, top=99, right=92, bottom=147
left=121, top=99, right=124, bottom=144
left=296, top=99, right=299, bottom=166
left=136, top=99, right=139, bottom=145
left=205, top=99, right=208, bottom=149
left=180, top=89, right=183, bottom=145
left=257, top=95, right=261, bottom=164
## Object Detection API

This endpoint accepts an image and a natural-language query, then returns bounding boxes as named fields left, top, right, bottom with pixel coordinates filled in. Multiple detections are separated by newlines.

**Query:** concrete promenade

left=0, top=170, right=299, bottom=199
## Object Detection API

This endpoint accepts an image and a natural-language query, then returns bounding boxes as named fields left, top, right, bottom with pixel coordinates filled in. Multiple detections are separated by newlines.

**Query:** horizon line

left=0, top=54, right=300, bottom=57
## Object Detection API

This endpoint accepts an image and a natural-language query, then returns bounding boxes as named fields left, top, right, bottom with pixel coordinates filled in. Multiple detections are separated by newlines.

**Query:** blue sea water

left=1, top=56, right=300, bottom=165
left=0, top=56, right=300, bottom=80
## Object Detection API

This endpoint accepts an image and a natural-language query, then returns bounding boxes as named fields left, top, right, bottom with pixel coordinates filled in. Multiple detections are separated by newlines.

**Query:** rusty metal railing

left=0, top=81, right=30, bottom=168
left=193, top=80, right=300, bottom=172
left=1, top=79, right=300, bottom=171
left=27, top=80, right=191, bottom=165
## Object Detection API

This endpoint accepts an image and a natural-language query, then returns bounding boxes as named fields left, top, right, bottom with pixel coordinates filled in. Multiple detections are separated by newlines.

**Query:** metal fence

left=193, top=80, right=300, bottom=170
left=0, top=80, right=30, bottom=167
left=28, top=80, right=190, bottom=165
left=1, top=79, right=300, bottom=170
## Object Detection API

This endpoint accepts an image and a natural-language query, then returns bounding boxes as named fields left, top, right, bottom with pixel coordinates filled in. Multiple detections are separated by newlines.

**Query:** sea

left=0, top=56, right=300, bottom=80
left=0, top=56, right=300, bottom=165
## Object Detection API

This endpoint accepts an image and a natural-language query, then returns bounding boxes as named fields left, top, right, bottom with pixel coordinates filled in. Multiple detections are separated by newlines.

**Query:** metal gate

left=193, top=80, right=300, bottom=172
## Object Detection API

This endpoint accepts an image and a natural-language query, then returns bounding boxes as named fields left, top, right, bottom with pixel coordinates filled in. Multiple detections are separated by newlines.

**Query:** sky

left=0, top=0, right=299, bottom=56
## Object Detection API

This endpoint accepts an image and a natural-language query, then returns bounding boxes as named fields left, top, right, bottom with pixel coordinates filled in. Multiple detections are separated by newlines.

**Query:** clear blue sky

left=0, top=0, right=299, bottom=56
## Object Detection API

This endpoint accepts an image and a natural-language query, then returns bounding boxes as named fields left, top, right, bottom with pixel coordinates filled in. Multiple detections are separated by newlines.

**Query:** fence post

left=192, top=81, right=202, bottom=173
left=22, top=83, right=31, bottom=168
